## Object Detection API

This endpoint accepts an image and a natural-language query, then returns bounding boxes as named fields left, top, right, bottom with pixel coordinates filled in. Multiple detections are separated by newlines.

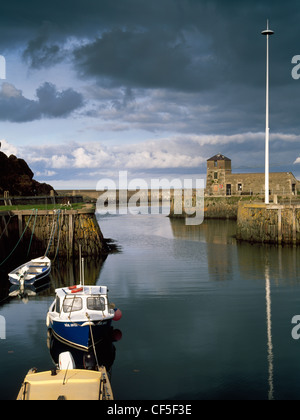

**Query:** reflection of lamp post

left=265, top=263, right=274, bottom=400
left=262, top=20, right=274, bottom=205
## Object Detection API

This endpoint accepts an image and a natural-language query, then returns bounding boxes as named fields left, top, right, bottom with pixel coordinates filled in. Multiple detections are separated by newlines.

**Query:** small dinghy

left=16, top=351, right=114, bottom=401
left=8, top=256, right=51, bottom=286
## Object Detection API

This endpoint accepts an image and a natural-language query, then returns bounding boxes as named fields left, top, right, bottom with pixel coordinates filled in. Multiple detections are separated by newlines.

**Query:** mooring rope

left=0, top=214, right=13, bottom=242
left=44, top=214, right=56, bottom=257
left=87, top=313, right=100, bottom=369
left=44, top=210, right=61, bottom=257
left=53, top=211, right=63, bottom=261
left=27, top=209, right=38, bottom=257
left=0, top=209, right=36, bottom=267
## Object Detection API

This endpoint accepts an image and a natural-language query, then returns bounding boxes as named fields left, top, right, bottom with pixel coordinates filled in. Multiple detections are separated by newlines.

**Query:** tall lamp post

left=262, top=20, right=274, bottom=204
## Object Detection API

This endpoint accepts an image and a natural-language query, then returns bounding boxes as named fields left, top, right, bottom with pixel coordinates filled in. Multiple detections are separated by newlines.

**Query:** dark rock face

left=0, top=152, right=54, bottom=196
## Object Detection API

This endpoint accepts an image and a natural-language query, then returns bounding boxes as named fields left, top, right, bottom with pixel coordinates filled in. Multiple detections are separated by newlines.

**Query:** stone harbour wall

left=0, top=208, right=109, bottom=262
left=203, top=197, right=239, bottom=219
left=170, top=196, right=246, bottom=220
left=236, top=202, right=300, bottom=245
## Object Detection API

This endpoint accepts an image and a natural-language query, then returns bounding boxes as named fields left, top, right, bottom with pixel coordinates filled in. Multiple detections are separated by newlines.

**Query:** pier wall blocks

left=0, top=209, right=108, bottom=260
left=237, top=202, right=300, bottom=245
left=170, top=196, right=239, bottom=220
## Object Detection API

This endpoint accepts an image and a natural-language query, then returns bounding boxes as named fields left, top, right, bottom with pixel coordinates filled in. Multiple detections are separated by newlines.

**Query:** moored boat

left=8, top=256, right=51, bottom=286
left=16, top=351, right=114, bottom=400
left=46, top=285, right=122, bottom=351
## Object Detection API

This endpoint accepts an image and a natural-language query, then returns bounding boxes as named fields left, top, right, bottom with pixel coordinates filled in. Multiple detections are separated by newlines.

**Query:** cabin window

left=55, top=296, right=60, bottom=313
left=87, top=297, right=106, bottom=311
left=63, top=296, right=83, bottom=313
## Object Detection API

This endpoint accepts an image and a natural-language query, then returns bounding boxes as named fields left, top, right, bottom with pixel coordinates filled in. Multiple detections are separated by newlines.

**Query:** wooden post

left=18, top=214, right=23, bottom=241
left=293, top=207, right=297, bottom=245
left=68, top=213, right=74, bottom=259
left=277, top=208, right=282, bottom=245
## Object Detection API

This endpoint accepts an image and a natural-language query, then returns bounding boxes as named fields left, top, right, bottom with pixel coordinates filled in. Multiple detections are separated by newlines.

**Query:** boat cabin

left=51, top=286, right=114, bottom=321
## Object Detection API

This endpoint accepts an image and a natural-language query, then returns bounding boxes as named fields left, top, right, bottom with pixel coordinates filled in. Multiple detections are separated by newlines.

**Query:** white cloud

left=51, top=154, right=72, bottom=168
left=18, top=132, right=265, bottom=173
left=2, top=83, right=22, bottom=98
left=0, top=139, right=18, bottom=156
left=15, top=129, right=300, bottom=191
left=35, top=170, right=56, bottom=176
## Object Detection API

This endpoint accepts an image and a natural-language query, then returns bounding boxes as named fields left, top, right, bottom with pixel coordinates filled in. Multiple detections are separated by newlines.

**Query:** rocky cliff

left=0, top=151, right=54, bottom=196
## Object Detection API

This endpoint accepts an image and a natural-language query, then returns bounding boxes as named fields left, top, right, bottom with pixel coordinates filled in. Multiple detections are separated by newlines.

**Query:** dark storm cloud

left=5, top=0, right=299, bottom=94
left=23, top=32, right=65, bottom=69
left=13, top=0, right=298, bottom=141
left=36, top=82, right=84, bottom=118
left=1, top=0, right=300, bottom=146
left=0, top=82, right=83, bottom=122
left=73, top=27, right=220, bottom=91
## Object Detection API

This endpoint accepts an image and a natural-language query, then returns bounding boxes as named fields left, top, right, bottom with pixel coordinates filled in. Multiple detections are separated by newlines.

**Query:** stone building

left=206, top=153, right=299, bottom=197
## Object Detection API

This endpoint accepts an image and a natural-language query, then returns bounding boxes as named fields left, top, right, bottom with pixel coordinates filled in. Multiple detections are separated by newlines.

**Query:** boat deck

left=17, top=367, right=113, bottom=400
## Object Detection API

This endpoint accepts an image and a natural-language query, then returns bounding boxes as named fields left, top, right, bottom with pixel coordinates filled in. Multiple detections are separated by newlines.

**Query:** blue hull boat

left=46, top=285, right=122, bottom=351
left=49, top=318, right=113, bottom=350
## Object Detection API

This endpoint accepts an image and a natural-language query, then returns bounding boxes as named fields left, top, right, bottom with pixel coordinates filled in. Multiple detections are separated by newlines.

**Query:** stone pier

left=0, top=207, right=109, bottom=262
left=236, top=202, right=300, bottom=245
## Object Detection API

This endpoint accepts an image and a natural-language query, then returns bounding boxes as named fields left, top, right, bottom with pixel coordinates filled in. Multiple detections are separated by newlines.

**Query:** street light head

left=262, top=29, right=274, bottom=36
left=262, top=19, right=274, bottom=36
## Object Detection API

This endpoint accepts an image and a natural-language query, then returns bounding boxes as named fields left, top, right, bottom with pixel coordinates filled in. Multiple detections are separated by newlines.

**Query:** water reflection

left=47, top=327, right=122, bottom=373
left=3, top=211, right=300, bottom=400
left=169, top=218, right=237, bottom=282
left=0, top=255, right=107, bottom=307
left=169, top=218, right=236, bottom=245
left=9, top=277, right=51, bottom=302
left=51, top=256, right=107, bottom=289
left=265, top=261, right=274, bottom=401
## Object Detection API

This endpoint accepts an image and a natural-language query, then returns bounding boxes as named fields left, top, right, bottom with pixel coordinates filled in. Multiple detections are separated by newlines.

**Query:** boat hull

left=9, top=267, right=51, bottom=286
left=49, top=319, right=113, bottom=351
left=8, top=256, right=51, bottom=286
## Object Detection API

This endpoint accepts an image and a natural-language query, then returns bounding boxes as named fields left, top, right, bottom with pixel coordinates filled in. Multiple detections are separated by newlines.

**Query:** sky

left=0, top=0, right=300, bottom=189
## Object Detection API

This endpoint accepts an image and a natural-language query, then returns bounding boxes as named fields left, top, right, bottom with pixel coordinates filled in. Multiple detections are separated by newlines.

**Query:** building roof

left=207, top=153, right=231, bottom=162
left=226, top=172, right=298, bottom=180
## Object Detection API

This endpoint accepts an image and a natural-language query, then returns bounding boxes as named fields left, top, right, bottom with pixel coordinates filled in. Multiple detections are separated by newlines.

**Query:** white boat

left=9, top=256, right=51, bottom=286
left=16, top=351, right=114, bottom=400
left=46, top=284, right=122, bottom=351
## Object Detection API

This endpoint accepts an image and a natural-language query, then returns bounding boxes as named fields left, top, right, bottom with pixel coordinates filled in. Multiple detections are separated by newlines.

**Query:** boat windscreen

left=87, top=297, right=106, bottom=311
left=63, top=297, right=82, bottom=313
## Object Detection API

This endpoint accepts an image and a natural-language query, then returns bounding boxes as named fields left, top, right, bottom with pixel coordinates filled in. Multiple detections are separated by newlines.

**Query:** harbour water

left=1, top=210, right=300, bottom=400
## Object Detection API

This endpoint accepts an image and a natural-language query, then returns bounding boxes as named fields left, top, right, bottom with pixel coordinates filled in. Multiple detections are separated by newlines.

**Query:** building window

left=226, top=184, right=231, bottom=196
left=214, top=172, right=218, bottom=180
left=238, top=183, right=243, bottom=192
left=214, top=161, right=217, bottom=167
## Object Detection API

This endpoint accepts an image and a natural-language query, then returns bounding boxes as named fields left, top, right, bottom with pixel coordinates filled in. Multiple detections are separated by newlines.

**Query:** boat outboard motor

left=83, top=352, right=97, bottom=370
left=58, top=352, right=76, bottom=370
